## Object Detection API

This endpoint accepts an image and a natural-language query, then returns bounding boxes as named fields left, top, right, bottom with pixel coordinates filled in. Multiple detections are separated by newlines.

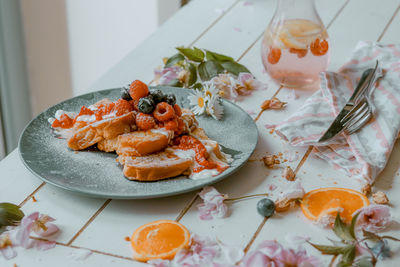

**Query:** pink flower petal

left=277, top=180, right=305, bottom=202
left=355, top=205, right=392, bottom=232
left=241, top=251, right=274, bottom=267
left=284, top=234, right=311, bottom=245
left=0, top=246, right=17, bottom=260
left=198, top=187, right=228, bottom=220
left=148, top=259, right=171, bottom=267
left=233, top=27, right=242, bottom=32
left=220, top=243, right=244, bottom=265
left=36, top=223, right=59, bottom=237
left=33, top=240, right=56, bottom=251
left=243, top=1, right=254, bottom=6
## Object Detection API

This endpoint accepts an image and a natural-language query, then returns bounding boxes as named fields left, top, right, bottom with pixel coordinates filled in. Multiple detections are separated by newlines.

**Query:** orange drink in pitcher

left=261, top=0, right=330, bottom=88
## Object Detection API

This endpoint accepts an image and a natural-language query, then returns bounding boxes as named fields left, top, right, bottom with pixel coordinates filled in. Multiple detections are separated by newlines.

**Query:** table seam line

left=188, top=0, right=240, bottom=47
left=66, top=199, right=112, bottom=246
left=18, top=182, right=46, bottom=207
left=377, top=3, right=400, bottom=42
left=30, top=236, right=135, bottom=262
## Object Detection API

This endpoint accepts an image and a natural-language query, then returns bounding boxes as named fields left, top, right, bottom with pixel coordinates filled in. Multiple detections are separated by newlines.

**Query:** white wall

left=20, top=0, right=72, bottom=116
left=20, top=0, right=180, bottom=115
left=66, top=0, right=180, bottom=96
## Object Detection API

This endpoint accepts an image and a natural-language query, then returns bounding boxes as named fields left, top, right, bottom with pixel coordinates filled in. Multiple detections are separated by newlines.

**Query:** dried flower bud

left=262, top=155, right=280, bottom=168
left=361, top=184, right=371, bottom=196
left=282, top=166, right=295, bottom=181
left=274, top=198, right=297, bottom=212
left=372, top=191, right=389, bottom=205
left=261, top=97, right=286, bottom=110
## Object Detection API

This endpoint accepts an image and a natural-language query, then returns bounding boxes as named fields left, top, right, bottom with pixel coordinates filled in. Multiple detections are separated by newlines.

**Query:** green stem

left=224, top=193, right=268, bottom=202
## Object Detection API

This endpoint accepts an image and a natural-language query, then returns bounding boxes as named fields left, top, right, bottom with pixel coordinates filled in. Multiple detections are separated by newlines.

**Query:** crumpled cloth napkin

left=275, top=41, right=400, bottom=185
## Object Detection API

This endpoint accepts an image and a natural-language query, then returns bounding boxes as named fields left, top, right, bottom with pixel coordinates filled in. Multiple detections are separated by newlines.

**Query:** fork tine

left=343, top=105, right=370, bottom=129
left=342, top=104, right=369, bottom=128
left=341, top=100, right=368, bottom=124
left=346, top=112, right=372, bottom=134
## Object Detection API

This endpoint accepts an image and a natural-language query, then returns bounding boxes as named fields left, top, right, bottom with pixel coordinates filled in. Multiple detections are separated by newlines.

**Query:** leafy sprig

left=308, top=213, right=399, bottom=267
left=162, top=47, right=251, bottom=88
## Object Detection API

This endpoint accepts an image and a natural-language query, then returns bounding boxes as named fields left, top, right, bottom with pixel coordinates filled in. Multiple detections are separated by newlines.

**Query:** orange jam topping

left=174, top=135, right=217, bottom=172
left=52, top=114, right=74, bottom=129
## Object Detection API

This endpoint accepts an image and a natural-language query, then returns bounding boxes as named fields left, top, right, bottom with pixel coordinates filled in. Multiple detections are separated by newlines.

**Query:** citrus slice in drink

left=131, top=220, right=190, bottom=262
left=300, top=187, right=369, bottom=224
left=310, top=38, right=329, bottom=56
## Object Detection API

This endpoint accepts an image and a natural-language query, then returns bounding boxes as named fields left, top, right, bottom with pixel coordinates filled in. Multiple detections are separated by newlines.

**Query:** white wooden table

left=2, top=0, right=400, bottom=266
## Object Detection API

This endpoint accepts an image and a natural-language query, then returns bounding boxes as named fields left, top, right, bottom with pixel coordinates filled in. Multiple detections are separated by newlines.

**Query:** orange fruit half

left=131, top=220, right=190, bottom=262
left=300, top=187, right=369, bottom=224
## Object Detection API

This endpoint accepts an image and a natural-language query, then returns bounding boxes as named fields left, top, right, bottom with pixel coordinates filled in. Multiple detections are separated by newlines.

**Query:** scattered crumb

left=317, top=174, right=322, bottom=177
left=275, top=198, right=297, bottom=212
left=268, top=184, right=277, bottom=191
left=282, top=166, right=295, bottom=181
left=372, top=191, right=389, bottom=204
left=269, top=129, right=275, bottom=134
left=124, top=236, right=130, bottom=242
left=32, top=196, right=37, bottom=202
left=14, top=264, right=17, bottom=267
left=361, top=184, right=371, bottom=196
left=262, top=155, right=280, bottom=168
left=333, top=182, right=337, bottom=184
left=74, top=151, right=78, bottom=154
left=261, top=97, right=286, bottom=110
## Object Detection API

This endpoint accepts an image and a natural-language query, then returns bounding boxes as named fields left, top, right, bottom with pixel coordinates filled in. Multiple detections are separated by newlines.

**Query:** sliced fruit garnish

left=310, top=38, right=329, bottom=56
left=267, top=47, right=281, bottom=64
left=300, top=187, right=369, bottom=224
left=289, top=48, right=308, bottom=58
left=131, top=220, right=190, bottom=262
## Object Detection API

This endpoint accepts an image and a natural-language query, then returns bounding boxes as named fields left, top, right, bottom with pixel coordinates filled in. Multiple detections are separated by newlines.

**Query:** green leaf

left=350, top=212, right=360, bottom=239
left=176, top=47, right=204, bottom=62
left=363, top=229, right=381, bottom=242
left=187, top=63, right=197, bottom=87
left=198, top=60, right=224, bottom=81
left=333, top=213, right=355, bottom=241
left=0, top=203, right=24, bottom=228
left=308, top=242, right=348, bottom=255
left=165, top=53, right=184, bottom=67
left=166, top=79, right=183, bottom=87
left=190, top=83, right=203, bottom=90
left=340, top=245, right=356, bottom=266
left=205, top=50, right=235, bottom=62
left=355, top=257, right=374, bottom=267
left=220, top=61, right=251, bottom=76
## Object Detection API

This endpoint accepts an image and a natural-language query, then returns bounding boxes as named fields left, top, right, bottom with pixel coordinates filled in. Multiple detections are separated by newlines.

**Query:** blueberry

left=121, top=86, right=132, bottom=101
left=138, top=97, right=155, bottom=114
left=257, top=198, right=275, bottom=217
left=165, top=94, right=176, bottom=106
left=150, top=90, right=165, bottom=104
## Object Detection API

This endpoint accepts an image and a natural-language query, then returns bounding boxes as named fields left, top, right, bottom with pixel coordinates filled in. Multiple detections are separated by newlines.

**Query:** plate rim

left=18, top=86, right=258, bottom=199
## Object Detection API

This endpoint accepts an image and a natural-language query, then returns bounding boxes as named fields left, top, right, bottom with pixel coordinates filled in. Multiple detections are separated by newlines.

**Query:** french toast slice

left=67, top=111, right=136, bottom=150
left=122, top=151, right=193, bottom=181
left=116, top=130, right=173, bottom=157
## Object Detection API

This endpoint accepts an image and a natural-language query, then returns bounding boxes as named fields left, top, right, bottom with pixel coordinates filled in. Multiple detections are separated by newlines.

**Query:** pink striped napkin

left=275, top=41, right=400, bottom=185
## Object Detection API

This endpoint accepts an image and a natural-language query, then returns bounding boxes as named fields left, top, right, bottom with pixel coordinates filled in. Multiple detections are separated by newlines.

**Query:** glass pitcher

left=261, top=0, right=330, bottom=88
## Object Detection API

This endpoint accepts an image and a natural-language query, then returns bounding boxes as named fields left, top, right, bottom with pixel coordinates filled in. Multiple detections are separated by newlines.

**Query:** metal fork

left=340, top=65, right=383, bottom=135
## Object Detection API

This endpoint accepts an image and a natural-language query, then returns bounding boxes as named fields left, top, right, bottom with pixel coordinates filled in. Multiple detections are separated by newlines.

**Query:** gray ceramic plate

left=19, top=86, right=258, bottom=199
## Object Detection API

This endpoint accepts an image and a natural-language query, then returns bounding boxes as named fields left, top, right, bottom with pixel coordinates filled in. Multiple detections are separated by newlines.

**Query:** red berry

left=164, top=118, right=178, bottom=132
left=129, top=80, right=149, bottom=101
left=153, top=102, right=175, bottom=122
left=114, top=99, right=133, bottom=116
left=136, top=113, right=156, bottom=130
left=173, top=104, right=182, bottom=117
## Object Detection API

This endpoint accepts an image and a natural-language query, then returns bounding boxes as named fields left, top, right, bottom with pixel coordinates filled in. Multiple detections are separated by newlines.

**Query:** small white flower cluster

left=188, top=83, right=224, bottom=120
